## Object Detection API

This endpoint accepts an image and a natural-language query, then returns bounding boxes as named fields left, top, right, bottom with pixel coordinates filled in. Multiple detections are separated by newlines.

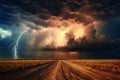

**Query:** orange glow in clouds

left=29, top=18, right=86, bottom=48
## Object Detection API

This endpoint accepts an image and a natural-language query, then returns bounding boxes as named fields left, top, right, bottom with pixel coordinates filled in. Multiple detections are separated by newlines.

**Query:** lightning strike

left=14, top=29, right=29, bottom=59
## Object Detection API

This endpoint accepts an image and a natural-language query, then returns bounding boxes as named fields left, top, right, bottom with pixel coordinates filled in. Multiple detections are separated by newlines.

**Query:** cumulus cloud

left=0, top=0, right=120, bottom=49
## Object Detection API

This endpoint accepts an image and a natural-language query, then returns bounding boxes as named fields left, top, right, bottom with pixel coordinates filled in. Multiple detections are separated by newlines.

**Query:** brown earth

left=0, top=60, right=120, bottom=80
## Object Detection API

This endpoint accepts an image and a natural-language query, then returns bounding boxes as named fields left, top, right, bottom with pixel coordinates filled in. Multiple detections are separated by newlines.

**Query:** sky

left=0, top=0, right=120, bottom=59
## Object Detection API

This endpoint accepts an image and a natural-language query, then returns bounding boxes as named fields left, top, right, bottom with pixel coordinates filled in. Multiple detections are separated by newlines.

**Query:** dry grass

left=0, top=59, right=120, bottom=74
left=67, top=60, right=120, bottom=74
left=0, top=60, right=53, bottom=72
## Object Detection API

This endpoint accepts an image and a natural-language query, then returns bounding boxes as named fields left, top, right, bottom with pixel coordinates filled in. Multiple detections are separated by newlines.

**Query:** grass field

left=0, top=60, right=53, bottom=72
left=68, top=60, right=120, bottom=74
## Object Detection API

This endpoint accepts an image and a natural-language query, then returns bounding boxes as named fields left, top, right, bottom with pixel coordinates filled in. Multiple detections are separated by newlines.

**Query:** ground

left=0, top=60, right=120, bottom=80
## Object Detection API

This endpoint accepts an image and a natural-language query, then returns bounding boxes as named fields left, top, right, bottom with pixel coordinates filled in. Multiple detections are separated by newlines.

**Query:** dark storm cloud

left=0, top=0, right=120, bottom=44
left=0, top=0, right=120, bottom=45
left=102, top=16, right=120, bottom=39
left=1, top=0, right=120, bottom=23
left=1, top=0, right=120, bottom=59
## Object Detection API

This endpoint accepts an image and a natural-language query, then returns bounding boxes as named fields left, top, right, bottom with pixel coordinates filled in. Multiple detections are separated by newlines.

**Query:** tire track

left=0, top=60, right=120, bottom=80
left=62, top=61, right=120, bottom=80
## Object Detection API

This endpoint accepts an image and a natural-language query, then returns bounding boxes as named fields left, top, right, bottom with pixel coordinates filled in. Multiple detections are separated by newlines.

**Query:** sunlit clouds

left=0, top=0, right=120, bottom=58
left=27, top=18, right=86, bottom=48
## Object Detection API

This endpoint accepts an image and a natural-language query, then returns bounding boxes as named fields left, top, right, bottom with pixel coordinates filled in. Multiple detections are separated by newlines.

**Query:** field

left=68, top=60, right=120, bottom=74
left=0, top=60, right=120, bottom=80
left=0, top=60, right=53, bottom=72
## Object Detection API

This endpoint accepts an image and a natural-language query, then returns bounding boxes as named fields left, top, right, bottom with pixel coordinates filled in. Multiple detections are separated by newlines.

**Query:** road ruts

left=0, top=60, right=120, bottom=80
left=61, top=61, right=120, bottom=80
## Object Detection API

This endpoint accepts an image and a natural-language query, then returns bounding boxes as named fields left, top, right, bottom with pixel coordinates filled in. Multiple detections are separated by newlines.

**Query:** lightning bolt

left=14, top=29, right=29, bottom=59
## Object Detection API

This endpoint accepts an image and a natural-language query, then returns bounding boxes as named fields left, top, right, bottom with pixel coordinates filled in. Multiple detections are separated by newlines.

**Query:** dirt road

left=0, top=60, right=120, bottom=80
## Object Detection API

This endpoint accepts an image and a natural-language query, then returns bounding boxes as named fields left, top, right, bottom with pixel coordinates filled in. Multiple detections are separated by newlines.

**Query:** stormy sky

left=0, top=0, right=120, bottom=59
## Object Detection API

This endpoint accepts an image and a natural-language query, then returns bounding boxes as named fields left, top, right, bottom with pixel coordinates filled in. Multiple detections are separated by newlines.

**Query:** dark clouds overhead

left=1, top=0, right=120, bottom=22
left=0, top=0, right=120, bottom=44
left=0, top=0, right=120, bottom=59
left=16, top=0, right=120, bottom=20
